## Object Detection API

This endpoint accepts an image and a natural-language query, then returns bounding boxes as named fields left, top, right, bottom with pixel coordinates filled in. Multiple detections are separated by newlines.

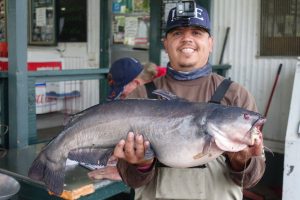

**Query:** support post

left=7, top=0, right=28, bottom=148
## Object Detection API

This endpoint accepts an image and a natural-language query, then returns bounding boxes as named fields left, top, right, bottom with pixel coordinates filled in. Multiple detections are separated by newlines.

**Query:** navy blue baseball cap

left=107, top=57, right=143, bottom=101
left=165, top=3, right=210, bottom=34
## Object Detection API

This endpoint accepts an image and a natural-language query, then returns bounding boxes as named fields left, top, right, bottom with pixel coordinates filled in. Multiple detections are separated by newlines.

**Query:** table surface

left=0, top=144, right=129, bottom=200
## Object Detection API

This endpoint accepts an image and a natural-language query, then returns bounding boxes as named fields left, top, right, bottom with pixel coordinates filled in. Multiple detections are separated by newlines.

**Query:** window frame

left=260, top=0, right=300, bottom=56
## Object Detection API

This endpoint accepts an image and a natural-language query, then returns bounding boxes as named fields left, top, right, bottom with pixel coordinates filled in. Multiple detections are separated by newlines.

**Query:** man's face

left=163, top=27, right=213, bottom=72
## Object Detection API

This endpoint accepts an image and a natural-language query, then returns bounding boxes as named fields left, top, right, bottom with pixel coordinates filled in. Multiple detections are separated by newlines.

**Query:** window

left=58, top=0, right=87, bottom=42
left=28, top=0, right=87, bottom=45
left=260, top=0, right=300, bottom=56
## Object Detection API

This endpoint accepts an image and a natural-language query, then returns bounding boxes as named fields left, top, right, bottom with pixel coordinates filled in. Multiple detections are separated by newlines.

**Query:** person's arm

left=228, top=156, right=265, bottom=188
left=114, top=132, right=156, bottom=188
left=117, top=158, right=156, bottom=188
left=224, top=82, right=266, bottom=188
left=87, top=166, right=122, bottom=181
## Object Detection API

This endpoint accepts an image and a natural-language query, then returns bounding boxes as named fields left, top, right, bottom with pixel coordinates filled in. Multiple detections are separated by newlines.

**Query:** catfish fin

left=63, top=103, right=103, bottom=128
left=203, top=135, right=214, bottom=157
left=193, top=135, right=214, bottom=159
left=193, top=152, right=206, bottom=159
left=152, top=89, right=187, bottom=101
left=63, top=113, right=89, bottom=129
left=28, top=152, right=65, bottom=195
left=68, top=147, right=114, bottom=166
left=63, top=113, right=81, bottom=127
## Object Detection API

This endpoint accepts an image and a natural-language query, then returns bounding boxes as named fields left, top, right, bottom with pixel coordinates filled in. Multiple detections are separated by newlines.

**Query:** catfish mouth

left=249, top=117, right=266, bottom=132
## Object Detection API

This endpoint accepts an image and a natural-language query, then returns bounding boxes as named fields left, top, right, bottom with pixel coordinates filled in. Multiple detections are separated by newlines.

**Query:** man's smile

left=181, top=48, right=195, bottom=53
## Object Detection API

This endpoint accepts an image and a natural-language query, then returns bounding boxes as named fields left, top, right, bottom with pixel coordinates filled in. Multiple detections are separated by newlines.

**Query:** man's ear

left=133, top=79, right=141, bottom=86
left=163, top=38, right=168, bottom=54
left=208, top=36, right=214, bottom=53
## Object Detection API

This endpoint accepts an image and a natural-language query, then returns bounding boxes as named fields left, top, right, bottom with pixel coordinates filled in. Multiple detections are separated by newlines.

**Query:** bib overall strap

left=209, top=78, right=233, bottom=104
left=145, top=81, right=157, bottom=99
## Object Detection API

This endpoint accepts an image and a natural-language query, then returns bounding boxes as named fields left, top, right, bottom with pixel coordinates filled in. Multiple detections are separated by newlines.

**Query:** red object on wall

left=0, top=42, right=8, bottom=57
left=27, top=62, right=62, bottom=71
left=0, top=59, right=8, bottom=71
left=0, top=60, right=62, bottom=71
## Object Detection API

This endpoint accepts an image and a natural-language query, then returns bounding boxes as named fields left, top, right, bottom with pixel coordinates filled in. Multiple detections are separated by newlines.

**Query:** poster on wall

left=133, top=0, right=149, bottom=12
left=29, top=0, right=56, bottom=45
left=113, top=15, right=125, bottom=43
left=124, top=17, right=138, bottom=46
left=0, top=0, right=6, bottom=42
left=134, top=16, right=149, bottom=49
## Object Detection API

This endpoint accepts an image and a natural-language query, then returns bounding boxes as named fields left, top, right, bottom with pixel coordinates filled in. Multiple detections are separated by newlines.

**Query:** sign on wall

left=29, top=0, right=56, bottom=45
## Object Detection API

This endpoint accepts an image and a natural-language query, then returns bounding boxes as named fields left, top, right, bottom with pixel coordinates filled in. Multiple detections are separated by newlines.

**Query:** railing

left=0, top=73, right=8, bottom=148
left=0, top=68, right=109, bottom=147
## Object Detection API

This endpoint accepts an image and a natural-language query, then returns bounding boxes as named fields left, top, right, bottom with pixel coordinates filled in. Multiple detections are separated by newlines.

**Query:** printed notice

left=124, top=17, right=138, bottom=45
left=36, top=7, right=47, bottom=27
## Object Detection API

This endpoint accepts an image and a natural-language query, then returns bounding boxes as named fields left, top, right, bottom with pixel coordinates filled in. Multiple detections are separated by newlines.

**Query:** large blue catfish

left=28, top=90, right=265, bottom=195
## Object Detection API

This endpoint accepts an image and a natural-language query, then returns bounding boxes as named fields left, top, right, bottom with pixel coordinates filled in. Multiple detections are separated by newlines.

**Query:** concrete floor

left=244, top=184, right=282, bottom=200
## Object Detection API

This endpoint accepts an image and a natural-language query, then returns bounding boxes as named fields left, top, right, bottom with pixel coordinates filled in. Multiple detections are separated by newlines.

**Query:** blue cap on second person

left=165, top=3, right=210, bottom=34
left=107, top=57, right=143, bottom=101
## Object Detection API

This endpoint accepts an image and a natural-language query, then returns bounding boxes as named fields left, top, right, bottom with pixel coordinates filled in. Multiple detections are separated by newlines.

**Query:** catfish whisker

left=263, top=146, right=274, bottom=157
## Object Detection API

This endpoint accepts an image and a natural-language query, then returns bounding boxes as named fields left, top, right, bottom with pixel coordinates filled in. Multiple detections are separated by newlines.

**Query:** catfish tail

left=28, top=152, right=65, bottom=195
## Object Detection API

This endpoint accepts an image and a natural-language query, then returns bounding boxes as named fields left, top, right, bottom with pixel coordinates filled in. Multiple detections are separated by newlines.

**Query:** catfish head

left=205, top=105, right=266, bottom=152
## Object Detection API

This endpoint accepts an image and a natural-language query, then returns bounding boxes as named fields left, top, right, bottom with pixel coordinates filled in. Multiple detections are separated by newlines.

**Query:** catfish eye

left=244, top=113, right=250, bottom=120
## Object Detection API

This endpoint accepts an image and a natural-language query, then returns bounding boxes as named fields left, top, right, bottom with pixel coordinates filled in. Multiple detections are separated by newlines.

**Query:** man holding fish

left=113, top=2, right=265, bottom=200
left=27, top=1, right=266, bottom=199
